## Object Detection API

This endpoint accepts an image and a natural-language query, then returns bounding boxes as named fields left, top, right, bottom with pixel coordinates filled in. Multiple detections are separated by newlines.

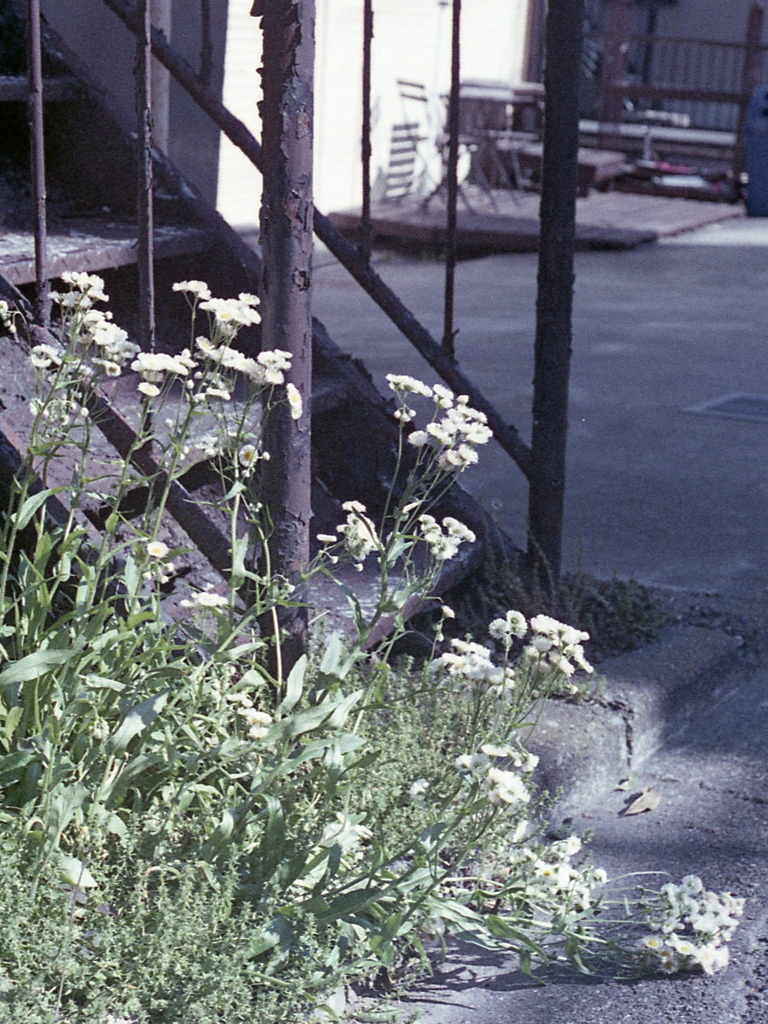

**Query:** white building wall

left=217, top=0, right=531, bottom=227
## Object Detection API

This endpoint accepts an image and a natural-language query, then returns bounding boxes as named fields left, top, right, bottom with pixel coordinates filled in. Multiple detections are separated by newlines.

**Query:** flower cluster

left=385, top=374, right=492, bottom=473
left=0, top=299, right=19, bottom=334
left=53, top=270, right=109, bottom=306
left=336, top=501, right=380, bottom=564
left=637, top=876, right=744, bottom=975
left=512, top=836, right=609, bottom=914
left=195, top=335, right=291, bottom=387
left=418, top=513, right=476, bottom=561
left=436, top=638, right=515, bottom=693
left=522, top=614, right=593, bottom=678
left=225, top=689, right=273, bottom=740
left=132, top=350, right=195, bottom=388
left=32, top=274, right=139, bottom=379
left=455, top=743, right=537, bottom=807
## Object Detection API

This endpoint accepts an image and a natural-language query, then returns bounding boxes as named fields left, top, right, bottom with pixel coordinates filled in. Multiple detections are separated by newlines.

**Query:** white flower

left=131, top=351, right=191, bottom=382
left=172, top=279, right=212, bottom=300
left=256, top=348, right=292, bottom=384
left=409, top=778, right=429, bottom=799
left=238, top=707, right=273, bottom=739
left=386, top=374, right=433, bottom=398
left=286, top=382, right=303, bottom=420
left=697, top=944, right=730, bottom=974
left=489, top=610, right=528, bottom=642
left=560, top=835, right=582, bottom=857
left=337, top=501, right=379, bottom=561
left=138, top=381, right=160, bottom=397
left=199, top=296, right=261, bottom=327
left=239, top=444, right=259, bottom=467
left=316, top=533, right=338, bottom=544
left=455, top=751, right=489, bottom=773
left=485, top=767, right=529, bottom=806
left=193, top=591, right=228, bottom=608
left=407, top=429, right=430, bottom=447
left=60, top=271, right=108, bottom=302
left=480, top=743, right=513, bottom=758
left=30, top=343, right=62, bottom=368
left=418, top=514, right=475, bottom=561
left=147, top=541, right=170, bottom=560
left=680, top=874, right=704, bottom=895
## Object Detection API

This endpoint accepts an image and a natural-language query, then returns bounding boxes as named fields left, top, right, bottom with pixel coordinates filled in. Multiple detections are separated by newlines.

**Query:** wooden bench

left=515, top=143, right=627, bottom=196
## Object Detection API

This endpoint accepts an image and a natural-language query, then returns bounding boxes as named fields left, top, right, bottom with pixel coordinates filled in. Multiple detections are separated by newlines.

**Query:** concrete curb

left=528, top=624, right=742, bottom=819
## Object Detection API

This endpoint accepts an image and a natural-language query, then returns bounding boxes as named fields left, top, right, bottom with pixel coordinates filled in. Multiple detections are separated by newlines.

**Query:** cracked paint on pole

left=257, top=0, right=314, bottom=670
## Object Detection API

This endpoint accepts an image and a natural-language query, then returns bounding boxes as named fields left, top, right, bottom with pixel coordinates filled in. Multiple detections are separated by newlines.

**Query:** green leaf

left=257, top=796, right=285, bottom=879
left=83, top=675, right=125, bottom=692
left=248, top=915, right=293, bottom=959
left=378, top=912, right=404, bottom=946
left=0, top=749, right=35, bottom=785
left=108, top=691, right=168, bottom=753
left=58, top=854, right=97, bottom=889
left=0, top=649, right=74, bottom=689
left=13, top=489, right=57, bottom=531
left=231, top=535, right=249, bottom=583
left=314, top=886, right=382, bottom=921
left=267, top=689, right=362, bottom=743
left=0, top=705, right=22, bottom=743
left=276, top=654, right=306, bottom=715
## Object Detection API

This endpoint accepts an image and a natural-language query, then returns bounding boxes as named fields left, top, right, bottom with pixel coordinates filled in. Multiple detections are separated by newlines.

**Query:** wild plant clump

left=0, top=280, right=743, bottom=1022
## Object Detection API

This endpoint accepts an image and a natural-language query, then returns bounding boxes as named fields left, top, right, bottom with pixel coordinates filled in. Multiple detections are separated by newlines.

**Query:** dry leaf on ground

left=620, top=786, right=661, bottom=817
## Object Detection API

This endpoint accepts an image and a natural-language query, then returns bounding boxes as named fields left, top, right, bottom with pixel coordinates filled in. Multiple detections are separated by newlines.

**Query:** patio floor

left=328, top=186, right=744, bottom=253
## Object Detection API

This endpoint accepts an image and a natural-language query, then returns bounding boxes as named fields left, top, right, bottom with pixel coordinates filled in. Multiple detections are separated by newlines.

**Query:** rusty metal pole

left=136, top=0, right=156, bottom=352
left=442, top=0, right=460, bottom=361
left=359, top=0, right=373, bottom=263
left=256, top=0, right=314, bottom=673
left=526, top=0, right=585, bottom=585
left=26, top=0, right=49, bottom=325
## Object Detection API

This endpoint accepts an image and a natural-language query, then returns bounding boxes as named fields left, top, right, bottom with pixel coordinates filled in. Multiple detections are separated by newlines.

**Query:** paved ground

left=314, top=216, right=768, bottom=604
left=313, top=214, right=768, bottom=1023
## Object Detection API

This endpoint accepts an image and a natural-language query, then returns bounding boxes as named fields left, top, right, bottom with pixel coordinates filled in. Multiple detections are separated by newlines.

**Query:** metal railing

left=17, top=0, right=585, bottom=581
left=588, top=3, right=767, bottom=139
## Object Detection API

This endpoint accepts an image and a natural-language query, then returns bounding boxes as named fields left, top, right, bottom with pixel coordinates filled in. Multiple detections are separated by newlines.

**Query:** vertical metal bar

left=527, top=0, right=585, bottom=584
left=359, top=0, right=373, bottom=263
left=598, top=0, right=631, bottom=125
left=736, top=3, right=765, bottom=178
left=441, top=0, right=460, bottom=362
left=200, top=0, right=213, bottom=87
left=26, top=0, right=48, bottom=325
left=641, top=0, right=658, bottom=84
left=258, top=0, right=315, bottom=672
left=136, top=0, right=156, bottom=352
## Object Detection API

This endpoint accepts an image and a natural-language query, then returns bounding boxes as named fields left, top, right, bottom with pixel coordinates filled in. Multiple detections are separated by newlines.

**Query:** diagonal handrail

left=99, top=0, right=532, bottom=479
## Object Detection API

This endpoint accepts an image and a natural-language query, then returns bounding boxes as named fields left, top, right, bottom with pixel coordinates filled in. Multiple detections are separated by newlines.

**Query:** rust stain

left=284, top=194, right=301, bottom=220
left=296, top=109, right=311, bottom=139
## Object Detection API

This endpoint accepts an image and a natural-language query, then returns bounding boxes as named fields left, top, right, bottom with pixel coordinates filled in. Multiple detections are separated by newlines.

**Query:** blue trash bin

left=745, top=85, right=768, bottom=216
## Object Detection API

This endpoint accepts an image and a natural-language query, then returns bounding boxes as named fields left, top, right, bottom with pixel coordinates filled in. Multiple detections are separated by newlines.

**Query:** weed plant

left=0, top=280, right=742, bottom=1022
